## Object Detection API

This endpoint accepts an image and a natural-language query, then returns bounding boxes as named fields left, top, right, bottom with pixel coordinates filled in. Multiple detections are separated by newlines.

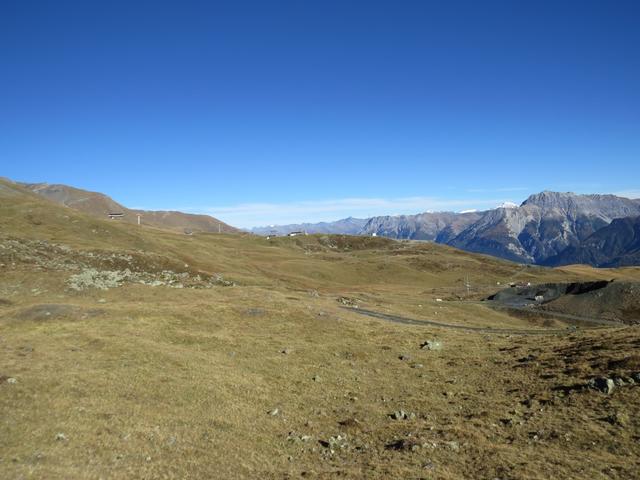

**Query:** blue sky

left=1, top=1, right=639, bottom=227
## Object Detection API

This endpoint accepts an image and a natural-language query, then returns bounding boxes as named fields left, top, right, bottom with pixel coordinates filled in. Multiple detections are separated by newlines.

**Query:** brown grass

left=1, top=180, right=640, bottom=479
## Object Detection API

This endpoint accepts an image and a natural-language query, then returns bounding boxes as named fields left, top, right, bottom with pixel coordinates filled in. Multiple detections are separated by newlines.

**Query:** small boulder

left=443, top=440, right=460, bottom=451
left=385, top=438, right=422, bottom=451
left=588, top=377, right=615, bottom=394
left=390, top=410, right=415, bottom=420
left=420, top=340, right=442, bottom=351
left=337, top=296, right=358, bottom=307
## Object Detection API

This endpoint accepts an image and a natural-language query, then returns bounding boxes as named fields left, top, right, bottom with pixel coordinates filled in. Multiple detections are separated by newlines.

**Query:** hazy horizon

left=7, top=174, right=640, bottom=228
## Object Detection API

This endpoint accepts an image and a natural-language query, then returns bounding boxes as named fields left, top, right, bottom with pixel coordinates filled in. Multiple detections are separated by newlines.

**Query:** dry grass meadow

left=2, top=179, right=640, bottom=479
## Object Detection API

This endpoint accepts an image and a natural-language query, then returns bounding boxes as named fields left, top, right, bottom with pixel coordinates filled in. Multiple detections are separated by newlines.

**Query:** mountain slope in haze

left=360, top=211, right=484, bottom=242
left=251, top=217, right=367, bottom=236
left=544, top=216, right=640, bottom=267
left=251, top=212, right=483, bottom=240
left=21, top=182, right=239, bottom=234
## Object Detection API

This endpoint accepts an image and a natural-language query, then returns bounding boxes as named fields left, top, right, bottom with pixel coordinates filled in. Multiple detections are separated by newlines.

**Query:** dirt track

left=346, top=306, right=619, bottom=335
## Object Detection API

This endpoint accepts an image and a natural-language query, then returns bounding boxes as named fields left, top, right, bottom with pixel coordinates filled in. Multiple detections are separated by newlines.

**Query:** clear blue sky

left=2, top=1, right=639, bottom=227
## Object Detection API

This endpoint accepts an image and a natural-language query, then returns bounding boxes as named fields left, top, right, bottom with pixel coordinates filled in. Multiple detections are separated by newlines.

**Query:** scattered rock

left=500, top=418, right=514, bottom=427
left=6, top=377, right=17, bottom=384
left=280, top=348, right=292, bottom=355
left=588, top=377, right=615, bottom=394
left=390, top=410, right=415, bottom=420
left=420, top=340, right=442, bottom=351
left=212, top=273, right=235, bottom=287
left=522, top=398, right=541, bottom=410
left=422, top=461, right=436, bottom=471
left=268, top=408, right=280, bottom=416
left=385, top=438, right=422, bottom=451
left=0, top=241, right=239, bottom=290
left=68, top=268, right=132, bottom=290
left=312, top=375, right=321, bottom=382
left=320, top=434, right=348, bottom=453
left=337, top=296, right=359, bottom=307
left=338, top=418, right=362, bottom=429
left=443, top=441, right=460, bottom=451
left=517, top=354, right=537, bottom=363
left=287, top=432, right=312, bottom=443
left=399, top=354, right=412, bottom=361
left=55, top=433, right=67, bottom=441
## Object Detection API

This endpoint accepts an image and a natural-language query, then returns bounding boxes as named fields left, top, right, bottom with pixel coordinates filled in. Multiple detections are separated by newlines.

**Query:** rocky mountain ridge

left=543, top=216, right=640, bottom=267
left=253, top=191, right=640, bottom=266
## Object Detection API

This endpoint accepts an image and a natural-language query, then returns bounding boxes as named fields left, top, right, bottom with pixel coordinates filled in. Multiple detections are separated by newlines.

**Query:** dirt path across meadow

left=346, top=306, right=619, bottom=335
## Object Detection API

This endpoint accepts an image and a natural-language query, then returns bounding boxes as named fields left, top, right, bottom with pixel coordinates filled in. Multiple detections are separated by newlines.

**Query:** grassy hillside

left=19, top=181, right=239, bottom=234
left=2, top=178, right=640, bottom=479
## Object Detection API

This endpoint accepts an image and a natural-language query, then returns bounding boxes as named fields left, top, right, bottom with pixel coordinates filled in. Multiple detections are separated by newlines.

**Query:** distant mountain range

left=251, top=217, right=369, bottom=236
left=252, top=191, right=640, bottom=267
left=19, top=182, right=238, bottom=234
